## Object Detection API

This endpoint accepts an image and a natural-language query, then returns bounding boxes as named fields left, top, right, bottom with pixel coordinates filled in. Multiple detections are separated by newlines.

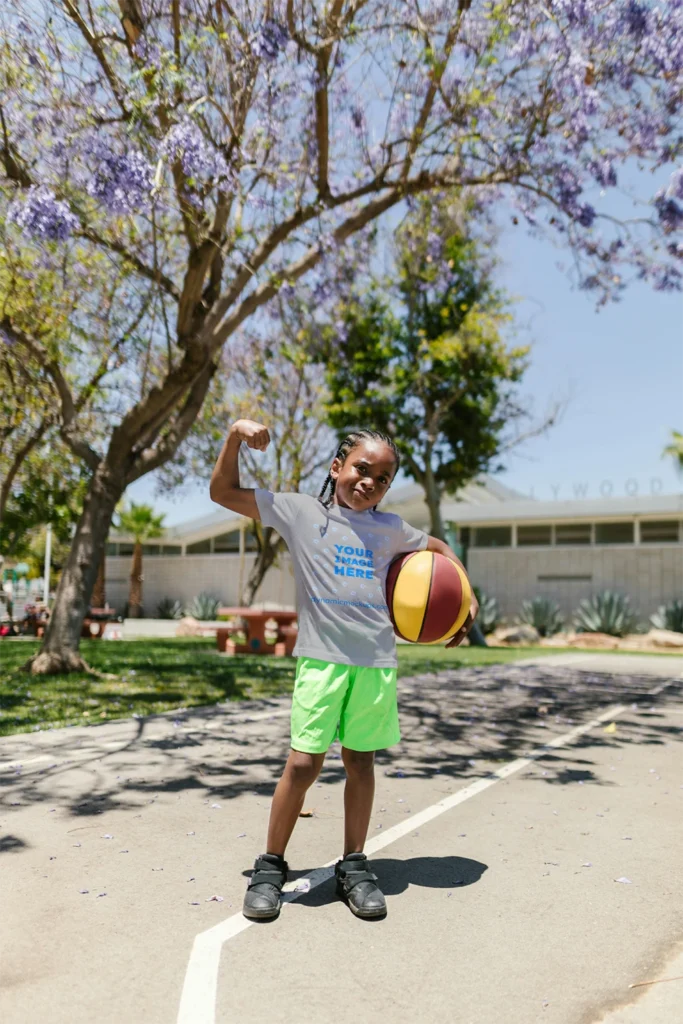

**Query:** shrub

left=473, top=587, right=500, bottom=634
left=574, top=590, right=637, bottom=637
left=157, top=598, right=183, bottom=620
left=518, top=596, right=564, bottom=637
left=185, top=592, right=222, bottom=620
left=650, top=599, right=683, bottom=633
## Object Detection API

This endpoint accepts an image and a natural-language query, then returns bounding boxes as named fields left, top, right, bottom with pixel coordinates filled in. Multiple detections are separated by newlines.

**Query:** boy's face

left=330, top=440, right=397, bottom=512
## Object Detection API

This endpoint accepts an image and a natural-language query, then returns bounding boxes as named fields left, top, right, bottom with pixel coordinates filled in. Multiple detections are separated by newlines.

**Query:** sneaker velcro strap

left=337, top=869, right=378, bottom=889
left=248, top=861, right=287, bottom=889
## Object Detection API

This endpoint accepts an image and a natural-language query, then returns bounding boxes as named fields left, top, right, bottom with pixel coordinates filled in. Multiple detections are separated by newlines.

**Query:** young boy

left=210, top=418, right=477, bottom=919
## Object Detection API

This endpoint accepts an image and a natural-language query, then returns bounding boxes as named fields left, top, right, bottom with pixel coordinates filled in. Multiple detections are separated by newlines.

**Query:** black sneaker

left=243, top=853, right=288, bottom=920
left=335, top=852, right=387, bottom=918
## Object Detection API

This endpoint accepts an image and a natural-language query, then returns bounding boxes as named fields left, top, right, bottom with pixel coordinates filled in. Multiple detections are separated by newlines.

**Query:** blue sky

left=131, top=173, right=683, bottom=526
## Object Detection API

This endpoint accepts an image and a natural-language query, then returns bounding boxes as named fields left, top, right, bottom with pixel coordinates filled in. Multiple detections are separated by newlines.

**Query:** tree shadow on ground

left=1, top=663, right=682, bottom=827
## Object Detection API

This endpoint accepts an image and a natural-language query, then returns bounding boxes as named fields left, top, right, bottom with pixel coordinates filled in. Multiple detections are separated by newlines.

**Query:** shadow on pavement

left=2, top=663, right=682, bottom=830
left=292, top=855, right=488, bottom=911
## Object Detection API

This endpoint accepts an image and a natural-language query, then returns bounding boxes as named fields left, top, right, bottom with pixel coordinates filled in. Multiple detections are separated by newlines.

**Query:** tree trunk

left=92, top=551, right=106, bottom=608
left=22, top=467, right=123, bottom=674
left=423, top=463, right=446, bottom=540
left=128, top=542, right=143, bottom=617
left=241, top=529, right=284, bottom=606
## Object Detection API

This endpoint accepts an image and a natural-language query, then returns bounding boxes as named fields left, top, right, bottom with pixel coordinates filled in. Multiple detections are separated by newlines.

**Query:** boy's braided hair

left=317, top=429, right=400, bottom=511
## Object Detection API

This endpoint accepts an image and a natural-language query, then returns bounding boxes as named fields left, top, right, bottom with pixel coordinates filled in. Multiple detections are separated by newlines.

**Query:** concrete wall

left=104, top=552, right=296, bottom=615
left=468, top=544, right=683, bottom=621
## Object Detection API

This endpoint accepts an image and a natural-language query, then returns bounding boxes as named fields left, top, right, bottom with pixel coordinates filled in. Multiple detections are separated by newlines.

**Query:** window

left=213, top=531, right=240, bottom=553
left=595, top=521, right=634, bottom=545
left=640, top=520, right=680, bottom=543
left=106, top=543, right=118, bottom=556
left=458, top=527, right=471, bottom=546
left=555, top=523, right=592, bottom=546
left=142, top=544, right=160, bottom=555
left=472, top=526, right=512, bottom=548
left=186, top=539, right=212, bottom=554
left=517, top=525, right=552, bottom=546
left=118, top=543, right=134, bottom=556
left=161, top=545, right=181, bottom=556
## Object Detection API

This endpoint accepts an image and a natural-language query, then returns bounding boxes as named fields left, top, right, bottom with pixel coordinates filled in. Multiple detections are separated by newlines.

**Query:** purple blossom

left=252, top=20, right=288, bottom=62
left=161, top=120, right=231, bottom=184
left=8, top=186, right=78, bottom=242
left=622, top=1, right=649, bottom=39
left=655, top=194, right=683, bottom=234
left=87, top=147, right=153, bottom=213
left=666, top=168, right=683, bottom=202
left=588, top=157, right=617, bottom=189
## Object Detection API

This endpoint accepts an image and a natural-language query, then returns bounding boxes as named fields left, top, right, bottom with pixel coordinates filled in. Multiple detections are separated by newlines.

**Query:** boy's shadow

left=292, top=855, right=487, bottom=910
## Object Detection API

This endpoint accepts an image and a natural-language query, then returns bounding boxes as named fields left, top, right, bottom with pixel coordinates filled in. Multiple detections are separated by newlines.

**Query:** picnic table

left=216, top=607, right=298, bottom=657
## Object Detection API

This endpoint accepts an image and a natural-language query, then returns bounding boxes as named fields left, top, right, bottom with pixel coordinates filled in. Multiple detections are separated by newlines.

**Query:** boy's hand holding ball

left=231, top=419, right=271, bottom=452
left=445, top=592, right=479, bottom=648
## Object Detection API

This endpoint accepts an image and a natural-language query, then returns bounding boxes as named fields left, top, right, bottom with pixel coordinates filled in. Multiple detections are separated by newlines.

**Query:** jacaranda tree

left=0, top=0, right=681, bottom=672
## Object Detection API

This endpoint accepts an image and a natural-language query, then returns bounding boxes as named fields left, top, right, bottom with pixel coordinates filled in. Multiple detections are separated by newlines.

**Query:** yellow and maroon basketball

left=386, top=550, right=472, bottom=644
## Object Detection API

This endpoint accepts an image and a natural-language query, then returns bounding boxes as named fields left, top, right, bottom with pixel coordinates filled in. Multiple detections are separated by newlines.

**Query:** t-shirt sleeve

left=254, top=489, right=300, bottom=542
left=390, top=515, right=429, bottom=556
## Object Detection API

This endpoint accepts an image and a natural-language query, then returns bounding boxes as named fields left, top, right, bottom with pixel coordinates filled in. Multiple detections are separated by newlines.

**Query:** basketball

left=386, top=550, right=472, bottom=644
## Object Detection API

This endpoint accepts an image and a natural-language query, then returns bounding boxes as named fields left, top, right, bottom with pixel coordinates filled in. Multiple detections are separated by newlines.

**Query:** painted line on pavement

left=176, top=673, right=680, bottom=1024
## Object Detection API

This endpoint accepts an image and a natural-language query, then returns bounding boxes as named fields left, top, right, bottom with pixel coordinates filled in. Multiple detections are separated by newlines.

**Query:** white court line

left=176, top=673, right=681, bottom=1024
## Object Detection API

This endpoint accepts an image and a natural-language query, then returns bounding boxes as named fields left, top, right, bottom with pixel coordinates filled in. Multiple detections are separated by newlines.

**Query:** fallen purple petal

left=206, top=895, right=224, bottom=902
left=101, top=834, right=113, bottom=839
left=615, top=877, right=632, bottom=884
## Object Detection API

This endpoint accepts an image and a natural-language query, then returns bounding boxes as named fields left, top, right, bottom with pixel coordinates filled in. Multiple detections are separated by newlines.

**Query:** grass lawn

left=0, top=638, right=554, bottom=738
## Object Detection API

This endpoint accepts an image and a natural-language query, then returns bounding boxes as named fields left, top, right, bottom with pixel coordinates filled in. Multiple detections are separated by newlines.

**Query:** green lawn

left=0, top=638, right=549, bottom=738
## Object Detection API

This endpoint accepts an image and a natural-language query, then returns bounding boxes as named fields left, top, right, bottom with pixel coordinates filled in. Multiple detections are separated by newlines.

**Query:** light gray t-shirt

left=254, top=490, right=429, bottom=668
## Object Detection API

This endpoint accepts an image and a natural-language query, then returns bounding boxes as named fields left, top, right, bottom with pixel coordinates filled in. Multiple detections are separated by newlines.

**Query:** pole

left=43, top=523, right=52, bottom=605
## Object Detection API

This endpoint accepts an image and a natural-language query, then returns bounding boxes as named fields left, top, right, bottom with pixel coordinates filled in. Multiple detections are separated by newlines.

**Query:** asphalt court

left=1, top=653, right=682, bottom=1024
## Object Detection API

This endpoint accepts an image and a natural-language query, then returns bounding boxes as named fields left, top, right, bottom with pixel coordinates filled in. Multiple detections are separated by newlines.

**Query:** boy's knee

left=287, top=750, right=322, bottom=787
left=342, top=748, right=375, bottom=777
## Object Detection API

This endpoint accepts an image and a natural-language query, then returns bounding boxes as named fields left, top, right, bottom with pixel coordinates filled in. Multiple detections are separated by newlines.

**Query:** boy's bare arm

left=209, top=419, right=271, bottom=520
left=426, top=535, right=479, bottom=647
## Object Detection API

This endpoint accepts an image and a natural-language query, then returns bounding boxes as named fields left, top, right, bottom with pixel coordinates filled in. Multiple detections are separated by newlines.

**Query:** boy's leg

left=266, top=748, right=326, bottom=856
left=243, top=749, right=325, bottom=920
left=340, top=747, right=375, bottom=856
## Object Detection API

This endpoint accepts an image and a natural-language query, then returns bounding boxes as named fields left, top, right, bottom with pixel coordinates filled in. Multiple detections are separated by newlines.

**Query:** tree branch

left=0, top=317, right=101, bottom=471
left=125, top=359, right=218, bottom=483
left=0, top=418, right=51, bottom=524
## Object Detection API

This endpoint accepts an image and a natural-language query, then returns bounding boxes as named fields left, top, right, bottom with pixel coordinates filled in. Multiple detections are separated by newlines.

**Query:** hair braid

left=317, top=428, right=400, bottom=511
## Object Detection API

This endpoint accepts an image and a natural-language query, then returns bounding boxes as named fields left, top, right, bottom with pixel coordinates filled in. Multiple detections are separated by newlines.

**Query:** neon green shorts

left=290, top=657, right=401, bottom=754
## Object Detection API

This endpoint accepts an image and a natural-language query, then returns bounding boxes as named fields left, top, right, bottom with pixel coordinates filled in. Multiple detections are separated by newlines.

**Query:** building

left=106, top=480, right=683, bottom=620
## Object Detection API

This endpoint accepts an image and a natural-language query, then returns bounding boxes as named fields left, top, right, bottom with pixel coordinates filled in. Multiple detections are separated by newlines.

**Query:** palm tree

left=663, top=430, right=683, bottom=473
left=115, top=502, right=165, bottom=618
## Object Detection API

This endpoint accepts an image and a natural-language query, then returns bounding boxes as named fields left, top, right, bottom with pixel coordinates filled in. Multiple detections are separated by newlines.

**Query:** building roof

left=442, top=492, right=683, bottom=526
left=110, top=478, right=683, bottom=544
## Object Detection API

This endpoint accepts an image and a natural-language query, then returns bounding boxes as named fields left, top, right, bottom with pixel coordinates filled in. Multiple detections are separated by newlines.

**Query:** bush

left=574, top=590, right=637, bottom=637
left=518, top=596, right=564, bottom=637
left=472, top=587, right=500, bottom=634
left=650, top=599, right=683, bottom=633
left=185, top=592, right=222, bottom=620
left=157, top=598, right=183, bottom=620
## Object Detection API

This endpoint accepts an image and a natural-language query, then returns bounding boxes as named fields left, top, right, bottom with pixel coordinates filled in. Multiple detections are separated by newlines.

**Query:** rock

left=647, top=628, right=683, bottom=648
left=175, top=616, right=203, bottom=637
left=568, top=632, right=619, bottom=649
left=492, top=624, right=540, bottom=645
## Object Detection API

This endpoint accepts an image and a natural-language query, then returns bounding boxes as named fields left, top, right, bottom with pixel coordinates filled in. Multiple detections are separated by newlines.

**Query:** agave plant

left=472, top=587, right=500, bottom=634
left=650, top=599, right=683, bottom=633
left=157, top=597, right=183, bottom=620
left=518, top=596, right=564, bottom=637
left=185, top=592, right=222, bottom=621
left=574, top=590, right=638, bottom=637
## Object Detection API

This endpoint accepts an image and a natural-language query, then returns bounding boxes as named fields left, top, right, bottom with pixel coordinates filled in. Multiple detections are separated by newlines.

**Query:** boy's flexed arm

left=209, top=419, right=271, bottom=519
left=425, top=535, right=479, bottom=648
